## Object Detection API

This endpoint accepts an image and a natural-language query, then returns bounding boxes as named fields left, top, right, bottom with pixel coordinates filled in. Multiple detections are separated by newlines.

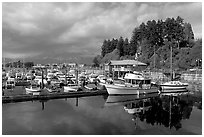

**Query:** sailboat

left=159, top=45, right=188, bottom=92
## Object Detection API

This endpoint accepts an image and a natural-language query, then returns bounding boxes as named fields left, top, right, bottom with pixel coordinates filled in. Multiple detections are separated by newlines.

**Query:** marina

left=2, top=2, right=202, bottom=135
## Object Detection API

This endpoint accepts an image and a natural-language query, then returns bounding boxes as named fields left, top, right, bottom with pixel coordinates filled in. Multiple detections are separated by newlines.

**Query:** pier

left=2, top=89, right=108, bottom=104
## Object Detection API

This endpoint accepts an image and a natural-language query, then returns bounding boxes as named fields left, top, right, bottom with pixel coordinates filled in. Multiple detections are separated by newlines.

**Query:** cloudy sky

left=2, top=2, right=202, bottom=63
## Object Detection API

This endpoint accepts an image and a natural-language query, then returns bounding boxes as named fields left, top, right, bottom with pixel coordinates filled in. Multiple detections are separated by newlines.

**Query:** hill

left=92, top=16, right=202, bottom=71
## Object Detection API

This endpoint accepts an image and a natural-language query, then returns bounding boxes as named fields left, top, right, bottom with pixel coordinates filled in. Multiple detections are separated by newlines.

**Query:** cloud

left=2, top=2, right=202, bottom=62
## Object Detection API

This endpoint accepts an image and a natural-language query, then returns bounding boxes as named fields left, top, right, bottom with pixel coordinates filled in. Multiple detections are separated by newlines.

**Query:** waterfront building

left=105, top=60, right=147, bottom=79
left=68, top=63, right=77, bottom=68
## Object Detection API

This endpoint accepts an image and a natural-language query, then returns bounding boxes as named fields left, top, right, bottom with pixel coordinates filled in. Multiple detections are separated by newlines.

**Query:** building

left=68, top=63, right=77, bottom=68
left=105, top=60, right=147, bottom=79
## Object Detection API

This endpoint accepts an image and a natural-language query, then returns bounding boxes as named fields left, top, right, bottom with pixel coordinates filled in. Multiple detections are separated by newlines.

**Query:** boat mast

left=170, top=45, right=173, bottom=81
left=23, top=57, right=25, bottom=80
left=154, top=45, right=156, bottom=72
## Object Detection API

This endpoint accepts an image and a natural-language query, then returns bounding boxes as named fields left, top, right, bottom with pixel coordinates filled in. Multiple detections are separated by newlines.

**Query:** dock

left=2, top=89, right=108, bottom=103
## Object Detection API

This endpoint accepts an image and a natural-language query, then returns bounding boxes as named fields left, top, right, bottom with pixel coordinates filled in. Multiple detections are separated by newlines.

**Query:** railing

left=112, top=68, right=132, bottom=72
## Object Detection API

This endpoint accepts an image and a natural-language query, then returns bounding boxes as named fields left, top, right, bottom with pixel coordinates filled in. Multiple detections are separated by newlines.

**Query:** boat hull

left=160, top=85, right=188, bottom=93
left=104, top=84, right=159, bottom=95
left=160, top=88, right=188, bottom=93
left=25, top=88, right=41, bottom=94
left=64, top=86, right=80, bottom=92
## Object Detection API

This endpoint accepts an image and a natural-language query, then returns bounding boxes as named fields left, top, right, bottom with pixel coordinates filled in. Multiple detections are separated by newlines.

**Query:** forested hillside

left=93, top=16, right=202, bottom=71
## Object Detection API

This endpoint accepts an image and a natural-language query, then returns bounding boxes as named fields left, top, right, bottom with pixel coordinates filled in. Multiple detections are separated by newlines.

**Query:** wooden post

left=76, top=97, right=78, bottom=107
left=42, top=101, right=45, bottom=110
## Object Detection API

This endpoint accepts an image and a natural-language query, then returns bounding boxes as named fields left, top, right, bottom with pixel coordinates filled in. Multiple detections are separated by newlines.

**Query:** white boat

left=159, top=45, right=189, bottom=93
left=64, top=84, right=80, bottom=92
left=63, top=79, right=81, bottom=92
left=159, top=81, right=188, bottom=92
left=25, top=81, right=41, bottom=95
left=6, top=77, right=16, bottom=89
left=103, top=72, right=158, bottom=95
left=97, top=75, right=107, bottom=84
left=34, top=75, right=48, bottom=86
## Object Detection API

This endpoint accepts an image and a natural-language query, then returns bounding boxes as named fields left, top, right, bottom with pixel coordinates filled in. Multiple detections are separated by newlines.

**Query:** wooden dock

left=2, top=90, right=108, bottom=103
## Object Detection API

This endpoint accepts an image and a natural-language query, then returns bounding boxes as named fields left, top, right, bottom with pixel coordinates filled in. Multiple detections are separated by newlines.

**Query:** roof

left=109, top=60, right=147, bottom=66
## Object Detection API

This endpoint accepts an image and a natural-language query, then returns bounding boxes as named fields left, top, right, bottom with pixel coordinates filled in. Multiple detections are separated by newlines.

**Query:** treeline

left=3, top=60, right=34, bottom=68
left=93, top=16, right=202, bottom=70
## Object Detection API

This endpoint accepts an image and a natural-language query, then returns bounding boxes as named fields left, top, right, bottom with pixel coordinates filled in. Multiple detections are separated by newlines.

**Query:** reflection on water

left=2, top=92, right=202, bottom=135
left=112, top=93, right=193, bottom=130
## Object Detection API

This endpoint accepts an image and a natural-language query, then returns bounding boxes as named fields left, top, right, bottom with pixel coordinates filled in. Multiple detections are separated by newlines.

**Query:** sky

left=2, top=2, right=202, bottom=64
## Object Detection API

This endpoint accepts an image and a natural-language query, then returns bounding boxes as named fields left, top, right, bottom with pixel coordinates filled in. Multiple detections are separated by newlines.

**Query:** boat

left=159, top=81, right=188, bottom=92
left=84, top=83, right=98, bottom=91
left=159, top=45, right=189, bottom=93
left=45, top=85, right=61, bottom=93
left=25, top=81, right=41, bottom=95
left=103, top=72, right=159, bottom=95
left=6, top=77, right=16, bottom=89
left=97, top=75, right=107, bottom=84
left=63, top=79, right=81, bottom=92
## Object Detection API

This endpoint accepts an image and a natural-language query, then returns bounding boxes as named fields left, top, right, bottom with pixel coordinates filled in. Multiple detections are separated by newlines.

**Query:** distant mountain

left=2, top=56, right=94, bottom=65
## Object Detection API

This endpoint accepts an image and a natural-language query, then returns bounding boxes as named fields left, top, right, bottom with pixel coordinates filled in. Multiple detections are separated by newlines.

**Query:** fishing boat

left=25, top=81, right=41, bottom=95
left=103, top=72, right=159, bottom=95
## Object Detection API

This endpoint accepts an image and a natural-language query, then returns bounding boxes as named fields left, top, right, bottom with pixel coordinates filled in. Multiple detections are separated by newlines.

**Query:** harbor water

left=2, top=92, right=202, bottom=135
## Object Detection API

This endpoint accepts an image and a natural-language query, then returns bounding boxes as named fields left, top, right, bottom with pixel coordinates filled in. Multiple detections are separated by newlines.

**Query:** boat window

left=125, top=79, right=131, bottom=83
left=144, top=80, right=151, bottom=84
left=132, top=79, right=137, bottom=84
left=139, top=80, right=144, bottom=84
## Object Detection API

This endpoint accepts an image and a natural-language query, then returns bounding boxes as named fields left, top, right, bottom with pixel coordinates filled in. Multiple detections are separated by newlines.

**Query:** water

left=2, top=93, right=202, bottom=135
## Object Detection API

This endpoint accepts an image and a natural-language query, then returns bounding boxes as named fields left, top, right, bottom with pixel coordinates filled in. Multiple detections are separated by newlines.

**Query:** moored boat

left=6, top=78, right=16, bottom=89
left=159, top=45, right=189, bottom=93
left=159, top=81, right=188, bottom=92
left=63, top=79, right=81, bottom=92
left=25, top=81, right=41, bottom=95
left=64, top=84, right=80, bottom=92
left=103, top=72, right=159, bottom=95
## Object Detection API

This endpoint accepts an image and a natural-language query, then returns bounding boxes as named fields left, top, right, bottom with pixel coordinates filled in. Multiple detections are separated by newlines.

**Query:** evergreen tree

left=123, top=38, right=130, bottom=56
left=101, top=40, right=108, bottom=57
left=183, top=22, right=194, bottom=42
left=117, top=36, right=124, bottom=57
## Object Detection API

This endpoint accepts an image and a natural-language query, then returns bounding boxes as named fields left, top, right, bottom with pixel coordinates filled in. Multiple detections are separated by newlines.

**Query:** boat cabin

left=6, top=78, right=15, bottom=89
left=124, top=73, right=151, bottom=89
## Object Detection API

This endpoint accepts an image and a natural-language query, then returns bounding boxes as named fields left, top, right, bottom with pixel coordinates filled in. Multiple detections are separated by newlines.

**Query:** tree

left=123, top=38, right=130, bottom=56
left=101, top=40, right=108, bottom=57
left=183, top=23, right=194, bottom=42
left=164, top=17, right=185, bottom=49
left=116, top=36, right=124, bottom=57
left=24, top=62, right=34, bottom=68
